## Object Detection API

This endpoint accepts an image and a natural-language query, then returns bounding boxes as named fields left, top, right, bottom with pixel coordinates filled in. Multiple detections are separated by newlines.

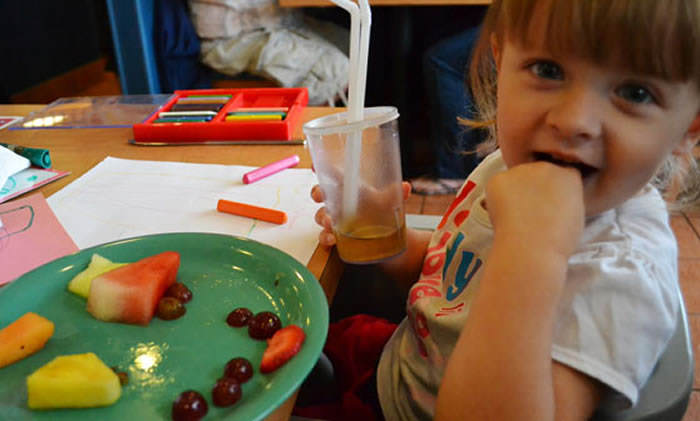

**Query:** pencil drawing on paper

left=0, top=205, right=35, bottom=249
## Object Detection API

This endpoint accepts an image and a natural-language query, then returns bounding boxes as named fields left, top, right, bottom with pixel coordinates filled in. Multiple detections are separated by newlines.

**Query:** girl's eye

left=529, top=61, right=564, bottom=80
left=615, top=84, right=656, bottom=105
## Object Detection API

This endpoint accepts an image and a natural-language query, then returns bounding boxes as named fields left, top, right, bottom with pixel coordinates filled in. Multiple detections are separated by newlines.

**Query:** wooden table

left=0, top=104, right=344, bottom=421
left=280, top=0, right=488, bottom=7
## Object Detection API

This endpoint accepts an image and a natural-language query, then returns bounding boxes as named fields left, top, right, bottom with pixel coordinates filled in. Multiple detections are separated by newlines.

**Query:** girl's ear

left=674, top=113, right=700, bottom=156
left=688, top=112, right=700, bottom=135
left=490, top=34, right=501, bottom=71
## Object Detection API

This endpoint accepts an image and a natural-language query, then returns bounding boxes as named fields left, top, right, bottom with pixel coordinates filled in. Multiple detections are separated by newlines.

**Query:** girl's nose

left=545, top=86, right=603, bottom=142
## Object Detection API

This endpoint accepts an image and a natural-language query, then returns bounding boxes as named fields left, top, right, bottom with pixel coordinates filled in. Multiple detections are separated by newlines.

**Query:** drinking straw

left=330, top=0, right=371, bottom=219
left=357, top=0, right=371, bottom=113
left=329, top=0, right=360, bottom=114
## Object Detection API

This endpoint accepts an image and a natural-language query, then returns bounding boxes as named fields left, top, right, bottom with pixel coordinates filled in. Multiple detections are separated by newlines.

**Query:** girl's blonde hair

left=464, top=0, right=700, bottom=209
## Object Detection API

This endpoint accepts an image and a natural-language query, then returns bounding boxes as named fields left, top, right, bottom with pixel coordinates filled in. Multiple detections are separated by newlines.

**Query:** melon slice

left=67, top=253, right=127, bottom=298
left=86, top=251, right=180, bottom=326
left=0, top=312, right=55, bottom=368
left=26, top=352, right=121, bottom=409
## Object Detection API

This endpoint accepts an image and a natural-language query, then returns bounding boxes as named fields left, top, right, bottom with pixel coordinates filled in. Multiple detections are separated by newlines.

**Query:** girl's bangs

left=500, top=0, right=700, bottom=83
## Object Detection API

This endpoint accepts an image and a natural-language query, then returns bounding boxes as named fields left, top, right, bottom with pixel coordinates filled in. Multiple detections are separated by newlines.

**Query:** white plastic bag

left=189, top=0, right=349, bottom=105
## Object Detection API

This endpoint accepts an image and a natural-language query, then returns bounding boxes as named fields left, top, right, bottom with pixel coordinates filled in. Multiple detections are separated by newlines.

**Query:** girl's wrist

left=378, top=228, right=431, bottom=286
left=492, top=227, right=577, bottom=267
left=489, top=233, right=571, bottom=291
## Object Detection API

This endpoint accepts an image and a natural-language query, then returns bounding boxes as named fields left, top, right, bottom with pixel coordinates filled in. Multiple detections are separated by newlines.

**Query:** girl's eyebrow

left=511, top=38, right=560, bottom=59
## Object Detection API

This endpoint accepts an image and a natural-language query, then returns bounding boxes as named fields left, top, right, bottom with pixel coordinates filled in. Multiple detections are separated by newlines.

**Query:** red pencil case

left=132, top=87, right=308, bottom=144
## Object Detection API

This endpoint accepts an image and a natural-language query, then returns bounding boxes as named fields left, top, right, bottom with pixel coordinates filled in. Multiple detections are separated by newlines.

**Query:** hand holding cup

left=312, top=182, right=411, bottom=248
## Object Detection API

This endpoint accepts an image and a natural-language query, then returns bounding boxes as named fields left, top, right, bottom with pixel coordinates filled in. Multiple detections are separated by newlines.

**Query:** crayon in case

left=132, top=87, right=308, bottom=143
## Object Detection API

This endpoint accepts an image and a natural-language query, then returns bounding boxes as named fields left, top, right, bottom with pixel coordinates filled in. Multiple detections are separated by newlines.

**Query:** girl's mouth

left=533, top=152, right=598, bottom=179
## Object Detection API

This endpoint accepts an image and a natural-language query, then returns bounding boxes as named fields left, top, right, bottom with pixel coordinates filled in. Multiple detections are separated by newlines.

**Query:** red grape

left=165, top=282, right=193, bottom=303
left=172, top=390, right=208, bottom=421
left=226, top=307, right=253, bottom=327
left=211, top=378, right=242, bottom=407
left=224, top=357, right=253, bottom=383
left=248, top=311, right=282, bottom=340
left=157, top=297, right=186, bottom=320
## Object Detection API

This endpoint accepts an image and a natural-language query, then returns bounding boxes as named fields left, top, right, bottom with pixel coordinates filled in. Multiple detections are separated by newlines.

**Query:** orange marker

left=217, top=199, right=287, bottom=225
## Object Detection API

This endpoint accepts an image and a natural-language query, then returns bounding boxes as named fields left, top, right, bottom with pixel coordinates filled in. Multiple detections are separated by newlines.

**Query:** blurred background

left=0, top=0, right=486, bottom=179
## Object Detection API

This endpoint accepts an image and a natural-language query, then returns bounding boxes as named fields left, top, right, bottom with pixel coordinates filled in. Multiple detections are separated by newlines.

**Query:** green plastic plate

left=0, top=232, right=329, bottom=420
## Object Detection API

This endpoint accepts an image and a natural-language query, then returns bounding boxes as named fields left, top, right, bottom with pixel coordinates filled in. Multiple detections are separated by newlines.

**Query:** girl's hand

left=311, top=182, right=412, bottom=248
left=485, top=162, right=585, bottom=258
left=311, top=185, right=337, bottom=247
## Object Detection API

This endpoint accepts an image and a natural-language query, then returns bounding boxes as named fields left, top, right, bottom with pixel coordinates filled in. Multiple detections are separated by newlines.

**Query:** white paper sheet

left=47, top=157, right=323, bottom=265
left=0, top=145, right=30, bottom=192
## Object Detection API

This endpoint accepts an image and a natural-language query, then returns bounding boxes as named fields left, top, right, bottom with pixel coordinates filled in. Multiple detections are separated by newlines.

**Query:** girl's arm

left=435, top=237, right=601, bottom=420
left=377, top=227, right=432, bottom=295
left=434, top=162, right=602, bottom=421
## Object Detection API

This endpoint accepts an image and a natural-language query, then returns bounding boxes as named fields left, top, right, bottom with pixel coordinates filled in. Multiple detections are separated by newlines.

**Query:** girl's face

left=494, top=35, right=700, bottom=217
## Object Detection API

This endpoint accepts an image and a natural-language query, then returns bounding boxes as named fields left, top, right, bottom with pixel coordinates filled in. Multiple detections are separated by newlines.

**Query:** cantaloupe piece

left=0, top=312, right=55, bottom=368
left=67, top=254, right=126, bottom=299
left=26, top=352, right=121, bottom=409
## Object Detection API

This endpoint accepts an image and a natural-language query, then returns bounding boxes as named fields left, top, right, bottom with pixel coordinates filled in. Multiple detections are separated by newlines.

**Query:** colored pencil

left=227, top=111, right=286, bottom=116
left=153, top=117, right=212, bottom=123
left=182, top=95, right=232, bottom=99
left=128, top=139, right=305, bottom=146
left=233, top=107, right=289, bottom=112
left=170, top=103, right=224, bottom=111
left=242, top=154, right=300, bottom=184
left=175, top=99, right=230, bottom=105
left=225, top=114, right=282, bottom=121
left=159, top=111, right=218, bottom=117
left=217, top=199, right=287, bottom=224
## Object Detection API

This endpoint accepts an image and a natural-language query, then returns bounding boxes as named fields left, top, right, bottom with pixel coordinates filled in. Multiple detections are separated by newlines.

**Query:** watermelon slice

left=86, top=251, right=180, bottom=326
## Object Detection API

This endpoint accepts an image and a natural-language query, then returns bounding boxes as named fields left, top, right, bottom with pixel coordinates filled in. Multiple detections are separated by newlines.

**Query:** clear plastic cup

left=304, top=106, right=406, bottom=264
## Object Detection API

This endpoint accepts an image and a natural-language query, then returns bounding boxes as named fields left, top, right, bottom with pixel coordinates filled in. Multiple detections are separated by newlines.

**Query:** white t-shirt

left=377, top=151, right=679, bottom=421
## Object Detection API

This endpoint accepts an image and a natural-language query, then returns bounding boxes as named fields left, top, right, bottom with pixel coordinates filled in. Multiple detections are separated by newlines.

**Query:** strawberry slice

left=260, top=325, right=306, bottom=373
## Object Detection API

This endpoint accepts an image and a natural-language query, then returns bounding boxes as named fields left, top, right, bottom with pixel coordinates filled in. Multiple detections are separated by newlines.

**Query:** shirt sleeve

left=551, top=241, right=679, bottom=409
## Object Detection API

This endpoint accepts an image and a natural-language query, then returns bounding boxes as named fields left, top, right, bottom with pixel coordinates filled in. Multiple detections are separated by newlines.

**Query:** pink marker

left=243, top=154, right=300, bottom=184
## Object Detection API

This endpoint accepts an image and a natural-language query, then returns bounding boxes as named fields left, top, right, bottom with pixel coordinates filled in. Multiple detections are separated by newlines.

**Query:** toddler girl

left=309, top=0, right=700, bottom=419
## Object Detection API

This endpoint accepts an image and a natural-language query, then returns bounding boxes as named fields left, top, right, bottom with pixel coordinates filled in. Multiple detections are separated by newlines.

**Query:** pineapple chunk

left=0, top=312, right=54, bottom=368
left=26, top=353, right=121, bottom=409
left=67, top=254, right=126, bottom=298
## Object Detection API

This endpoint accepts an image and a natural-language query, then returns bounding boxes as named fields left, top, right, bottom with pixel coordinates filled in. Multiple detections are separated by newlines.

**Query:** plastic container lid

left=302, top=106, right=399, bottom=136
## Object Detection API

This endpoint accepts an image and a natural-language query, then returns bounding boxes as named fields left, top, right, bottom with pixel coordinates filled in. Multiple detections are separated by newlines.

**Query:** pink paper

left=0, top=193, right=78, bottom=285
